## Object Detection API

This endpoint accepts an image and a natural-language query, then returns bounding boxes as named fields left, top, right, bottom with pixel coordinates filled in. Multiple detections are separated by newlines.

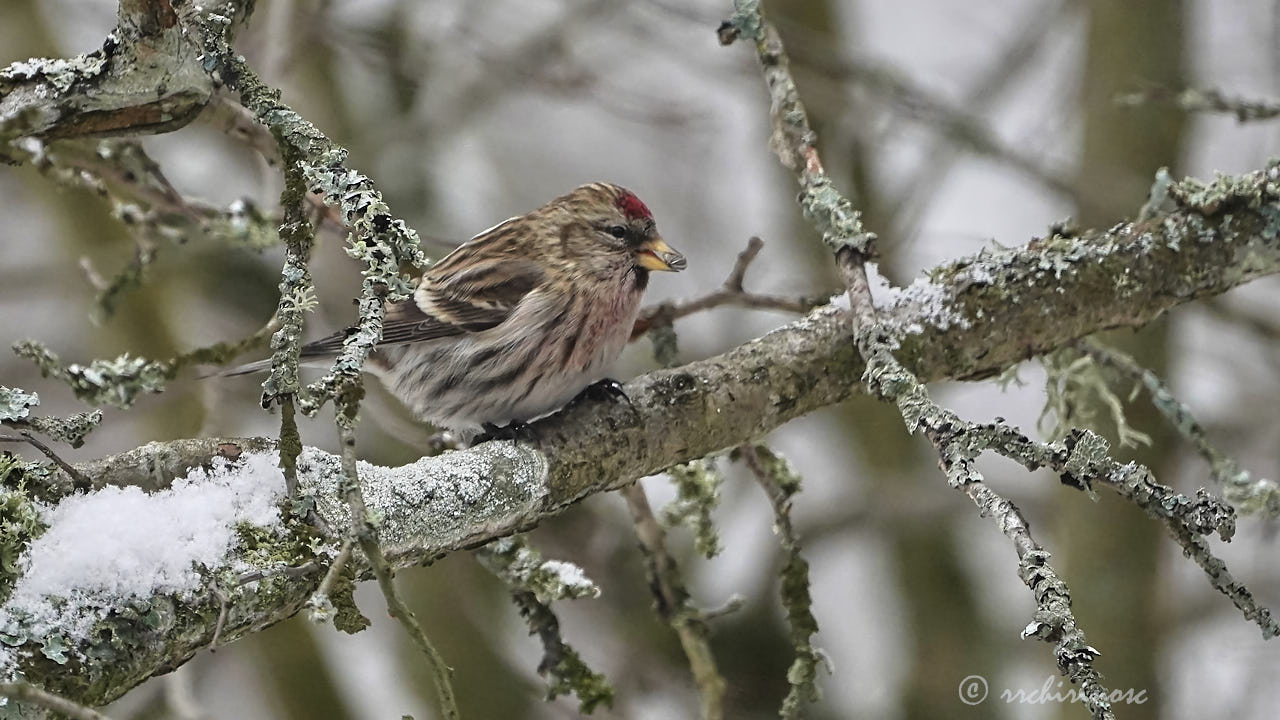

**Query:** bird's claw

left=475, top=420, right=535, bottom=444
left=579, top=378, right=633, bottom=406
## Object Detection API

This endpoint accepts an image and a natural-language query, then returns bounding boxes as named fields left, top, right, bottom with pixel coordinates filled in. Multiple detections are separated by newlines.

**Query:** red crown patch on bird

left=617, top=191, right=653, bottom=221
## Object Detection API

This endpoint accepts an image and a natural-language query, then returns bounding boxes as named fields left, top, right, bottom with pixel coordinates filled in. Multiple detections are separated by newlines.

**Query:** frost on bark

left=0, top=0, right=1278, bottom=715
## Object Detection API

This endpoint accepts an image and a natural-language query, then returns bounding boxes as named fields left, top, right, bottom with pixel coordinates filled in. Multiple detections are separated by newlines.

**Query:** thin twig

left=1117, top=86, right=1280, bottom=123
left=632, top=237, right=826, bottom=339
left=620, top=482, right=725, bottom=720
left=237, top=561, right=321, bottom=587
left=475, top=537, right=613, bottom=712
left=334, top=413, right=460, bottom=719
left=0, top=682, right=115, bottom=720
left=0, top=431, right=92, bottom=490
left=310, top=539, right=354, bottom=610
left=209, top=584, right=230, bottom=650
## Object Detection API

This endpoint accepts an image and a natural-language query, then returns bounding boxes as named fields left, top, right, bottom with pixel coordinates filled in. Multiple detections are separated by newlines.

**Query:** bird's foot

left=577, top=377, right=633, bottom=407
left=474, top=420, right=535, bottom=444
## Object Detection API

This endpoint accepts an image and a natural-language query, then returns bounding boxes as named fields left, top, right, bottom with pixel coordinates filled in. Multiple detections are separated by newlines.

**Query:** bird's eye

left=606, top=225, right=627, bottom=239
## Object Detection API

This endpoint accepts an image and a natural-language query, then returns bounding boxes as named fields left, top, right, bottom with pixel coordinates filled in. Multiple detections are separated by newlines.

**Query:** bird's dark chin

left=631, top=265, right=650, bottom=291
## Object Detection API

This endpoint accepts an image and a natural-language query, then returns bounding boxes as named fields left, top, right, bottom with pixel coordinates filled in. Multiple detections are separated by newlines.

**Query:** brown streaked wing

left=298, top=256, right=545, bottom=357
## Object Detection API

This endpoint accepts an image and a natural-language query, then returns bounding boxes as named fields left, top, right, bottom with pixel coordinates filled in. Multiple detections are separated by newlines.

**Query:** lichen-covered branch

left=191, top=11, right=428, bottom=415
left=0, top=681, right=115, bottom=720
left=3, top=0, right=1280, bottom=711
left=660, top=457, right=723, bottom=559
left=335, top=404, right=460, bottom=720
left=737, top=444, right=825, bottom=718
left=0, top=0, right=238, bottom=154
left=716, top=3, right=1274, bottom=720
left=1075, top=339, right=1280, bottom=516
left=475, top=536, right=613, bottom=713
left=3, top=209, right=1275, bottom=705
left=27, top=138, right=278, bottom=320
left=620, top=483, right=725, bottom=720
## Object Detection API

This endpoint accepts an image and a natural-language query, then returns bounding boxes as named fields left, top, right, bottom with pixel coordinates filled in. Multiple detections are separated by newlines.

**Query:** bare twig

left=237, top=561, right=321, bottom=587
left=620, top=483, right=725, bottom=720
left=0, top=431, right=92, bottom=490
left=307, top=538, right=355, bottom=622
left=632, top=237, right=826, bottom=339
left=0, top=681, right=115, bottom=720
left=209, top=584, right=230, bottom=650
left=1117, top=86, right=1280, bottom=123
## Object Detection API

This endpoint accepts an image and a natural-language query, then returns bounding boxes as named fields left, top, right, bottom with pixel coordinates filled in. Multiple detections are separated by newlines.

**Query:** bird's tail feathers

left=201, top=353, right=336, bottom=379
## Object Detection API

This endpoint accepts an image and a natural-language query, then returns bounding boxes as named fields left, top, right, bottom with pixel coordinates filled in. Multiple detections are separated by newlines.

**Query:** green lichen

left=662, top=458, right=723, bottom=559
left=234, top=522, right=311, bottom=572
left=798, top=176, right=878, bottom=258
left=0, top=456, right=48, bottom=607
left=737, top=444, right=825, bottom=718
left=327, top=563, right=370, bottom=635
left=513, top=589, right=614, bottom=713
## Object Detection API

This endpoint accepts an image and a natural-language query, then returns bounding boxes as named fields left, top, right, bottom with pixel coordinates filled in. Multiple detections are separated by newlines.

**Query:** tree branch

left=4, top=176, right=1273, bottom=703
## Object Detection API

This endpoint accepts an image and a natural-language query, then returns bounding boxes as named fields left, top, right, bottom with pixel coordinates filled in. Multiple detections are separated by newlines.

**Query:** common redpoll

left=227, top=182, right=685, bottom=435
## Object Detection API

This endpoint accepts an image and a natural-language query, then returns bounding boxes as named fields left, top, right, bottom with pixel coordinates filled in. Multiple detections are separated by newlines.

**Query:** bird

left=223, top=182, right=685, bottom=437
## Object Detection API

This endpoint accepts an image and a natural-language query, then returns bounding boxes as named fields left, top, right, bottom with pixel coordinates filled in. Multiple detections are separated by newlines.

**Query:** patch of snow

left=539, top=560, right=598, bottom=599
left=0, top=451, right=287, bottom=661
left=865, top=263, right=970, bottom=333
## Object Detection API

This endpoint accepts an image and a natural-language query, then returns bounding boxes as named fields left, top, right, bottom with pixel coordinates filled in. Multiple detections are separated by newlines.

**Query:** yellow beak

left=636, top=237, right=687, bottom=272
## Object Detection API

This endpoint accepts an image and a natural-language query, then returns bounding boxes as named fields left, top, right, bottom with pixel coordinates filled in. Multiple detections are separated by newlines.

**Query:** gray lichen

left=477, top=537, right=599, bottom=604
left=301, top=442, right=549, bottom=562
left=12, top=341, right=171, bottom=410
left=0, top=390, right=38, bottom=424
left=1039, top=348, right=1151, bottom=449
left=0, top=52, right=110, bottom=95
